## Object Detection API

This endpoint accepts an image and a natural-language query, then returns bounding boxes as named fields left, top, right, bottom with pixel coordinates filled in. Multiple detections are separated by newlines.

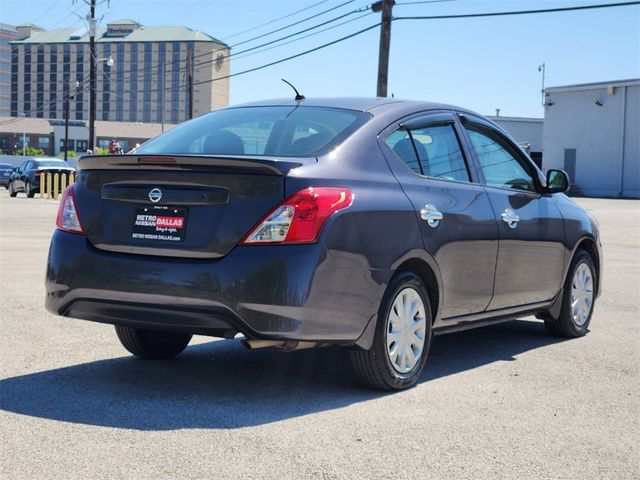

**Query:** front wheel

left=8, top=181, right=17, bottom=197
left=544, top=249, right=596, bottom=337
left=115, top=325, right=192, bottom=359
left=351, top=272, right=432, bottom=390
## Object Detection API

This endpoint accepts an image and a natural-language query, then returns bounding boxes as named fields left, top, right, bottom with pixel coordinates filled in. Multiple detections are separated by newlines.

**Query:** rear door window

left=384, top=123, right=470, bottom=182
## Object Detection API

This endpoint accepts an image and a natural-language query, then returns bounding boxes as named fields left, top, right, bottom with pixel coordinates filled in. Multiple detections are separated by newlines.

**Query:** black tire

left=8, top=182, right=17, bottom=197
left=115, top=325, right=192, bottom=359
left=544, top=249, right=596, bottom=338
left=25, top=181, right=35, bottom=198
left=350, top=271, right=433, bottom=391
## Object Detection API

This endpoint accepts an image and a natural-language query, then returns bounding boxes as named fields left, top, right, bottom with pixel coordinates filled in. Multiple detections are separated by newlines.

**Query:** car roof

left=230, top=97, right=476, bottom=116
left=35, top=157, right=66, bottom=162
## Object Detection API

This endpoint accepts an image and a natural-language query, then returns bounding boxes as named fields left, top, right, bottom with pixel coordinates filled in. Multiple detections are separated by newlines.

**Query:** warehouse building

left=543, top=79, right=639, bottom=198
left=7, top=19, right=229, bottom=124
left=487, top=115, right=543, bottom=168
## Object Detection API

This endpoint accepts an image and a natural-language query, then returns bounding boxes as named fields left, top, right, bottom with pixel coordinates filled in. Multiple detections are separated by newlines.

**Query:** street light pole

left=20, top=113, right=26, bottom=156
left=88, top=0, right=97, bottom=152
left=538, top=62, right=546, bottom=106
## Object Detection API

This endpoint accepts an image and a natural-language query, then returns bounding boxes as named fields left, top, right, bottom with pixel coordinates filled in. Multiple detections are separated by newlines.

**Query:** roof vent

left=69, top=28, right=87, bottom=40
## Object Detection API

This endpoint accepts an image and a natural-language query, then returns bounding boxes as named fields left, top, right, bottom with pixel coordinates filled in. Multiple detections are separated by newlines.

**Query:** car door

left=14, top=161, right=29, bottom=191
left=459, top=114, right=566, bottom=309
left=380, top=111, right=499, bottom=319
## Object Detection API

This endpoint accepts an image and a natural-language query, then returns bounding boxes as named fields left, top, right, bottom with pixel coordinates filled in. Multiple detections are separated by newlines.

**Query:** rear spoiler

left=77, top=154, right=315, bottom=176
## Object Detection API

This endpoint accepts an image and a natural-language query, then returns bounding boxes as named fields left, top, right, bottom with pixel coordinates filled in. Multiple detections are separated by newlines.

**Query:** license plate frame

left=131, top=205, right=188, bottom=242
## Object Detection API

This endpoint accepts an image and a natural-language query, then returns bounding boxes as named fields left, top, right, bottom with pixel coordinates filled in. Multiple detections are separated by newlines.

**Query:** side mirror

left=545, top=169, right=570, bottom=194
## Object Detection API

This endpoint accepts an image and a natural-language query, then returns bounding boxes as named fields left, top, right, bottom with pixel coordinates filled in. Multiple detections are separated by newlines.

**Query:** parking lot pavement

left=0, top=190, right=638, bottom=480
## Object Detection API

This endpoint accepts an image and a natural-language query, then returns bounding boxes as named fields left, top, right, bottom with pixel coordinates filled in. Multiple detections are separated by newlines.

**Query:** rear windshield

left=36, top=160, right=69, bottom=168
left=135, top=106, right=371, bottom=157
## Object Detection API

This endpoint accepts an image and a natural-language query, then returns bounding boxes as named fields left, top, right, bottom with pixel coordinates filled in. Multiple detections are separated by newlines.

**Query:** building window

left=143, top=42, right=152, bottom=122
left=23, top=45, right=31, bottom=115
left=129, top=43, right=138, bottom=122
left=60, top=139, right=74, bottom=151
left=75, top=45, right=84, bottom=120
left=10, top=45, right=18, bottom=116
left=76, top=140, right=88, bottom=152
left=116, top=43, right=125, bottom=121
left=171, top=42, right=180, bottom=124
left=101, top=43, right=111, bottom=120
left=38, top=137, right=50, bottom=148
left=49, top=44, right=57, bottom=118
left=35, top=45, right=45, bottom=117
left=156, top=43, right=166, bottom=123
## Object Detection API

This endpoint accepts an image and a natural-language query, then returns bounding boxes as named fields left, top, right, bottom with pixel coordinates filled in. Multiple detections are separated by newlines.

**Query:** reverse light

left=56, top=184, right=84, bottom=234
left=241, top=187, right=353, bottom=245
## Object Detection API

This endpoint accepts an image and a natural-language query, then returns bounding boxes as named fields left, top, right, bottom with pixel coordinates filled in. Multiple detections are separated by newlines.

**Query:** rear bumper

left=45, top=230, right=386, bottom=343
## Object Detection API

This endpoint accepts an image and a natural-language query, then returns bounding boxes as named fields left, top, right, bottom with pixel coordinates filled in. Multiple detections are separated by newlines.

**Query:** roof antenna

left=281, top=78, right=305, bottom=101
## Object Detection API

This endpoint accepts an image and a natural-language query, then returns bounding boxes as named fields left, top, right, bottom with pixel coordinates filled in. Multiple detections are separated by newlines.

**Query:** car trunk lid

left=74, top=154, right=312, bottom=258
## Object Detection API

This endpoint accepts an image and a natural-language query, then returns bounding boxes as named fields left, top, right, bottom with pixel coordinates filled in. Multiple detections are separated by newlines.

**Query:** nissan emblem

left=148, top=188, right=163, bottom=203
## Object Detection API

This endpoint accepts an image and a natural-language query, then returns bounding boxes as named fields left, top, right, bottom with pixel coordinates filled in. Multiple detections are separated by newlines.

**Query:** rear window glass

left=136, top=106, right=371, bottom=157
left=36, top=160, right=69, bottom=168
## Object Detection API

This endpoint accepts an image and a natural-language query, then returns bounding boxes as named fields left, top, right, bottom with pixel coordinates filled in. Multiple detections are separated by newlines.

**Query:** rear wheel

left=544, top=249, right=596, bottom=337
left=8, top=182, right=17, bottom=197
left=351, top=272, right=432, bottom=390
left=115, top=325, right=192, bottom=359
left=25, top=181, right=35, bottom=198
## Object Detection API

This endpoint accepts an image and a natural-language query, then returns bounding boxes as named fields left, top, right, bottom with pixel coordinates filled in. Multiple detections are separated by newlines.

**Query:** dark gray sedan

left=45, top=98, right=602, bottom=390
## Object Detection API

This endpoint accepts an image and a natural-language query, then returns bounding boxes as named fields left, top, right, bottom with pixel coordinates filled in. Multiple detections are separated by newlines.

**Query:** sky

left=2, top=0, right=639, bottom=118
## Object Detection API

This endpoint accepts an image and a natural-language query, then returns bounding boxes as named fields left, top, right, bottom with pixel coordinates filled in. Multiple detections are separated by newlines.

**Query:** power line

left=230, top=0, right=356, bottom=48
left=395, top=0, right=459, bottom=4
left=222, top=0, right=333, bottom=41
left=194, top=22, right=381, bottom=86
left=394, top=1, right=640, bottom=21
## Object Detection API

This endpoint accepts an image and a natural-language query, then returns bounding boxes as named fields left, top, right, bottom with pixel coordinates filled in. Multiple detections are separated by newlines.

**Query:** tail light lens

left=56, top=184, right=84, bottom=234
left=241, top=187, right=353, bottom=245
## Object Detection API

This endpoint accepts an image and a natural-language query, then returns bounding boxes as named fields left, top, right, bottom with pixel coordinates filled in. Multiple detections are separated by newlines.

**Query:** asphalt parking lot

left=0, top=191, right=638, bottom=480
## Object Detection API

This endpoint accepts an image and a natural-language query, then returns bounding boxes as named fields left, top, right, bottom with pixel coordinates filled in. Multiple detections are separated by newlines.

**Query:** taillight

left=241, top=187, right=353, bottom=245
left=56, top=184, right=84, bottom=234
left=34, top=170, right=43, bottom=176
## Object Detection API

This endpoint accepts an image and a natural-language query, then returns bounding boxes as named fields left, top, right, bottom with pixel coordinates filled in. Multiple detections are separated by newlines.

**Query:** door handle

left=420, top=204, right=443, bottom=228
left=501, top=208, right=520, bottom=229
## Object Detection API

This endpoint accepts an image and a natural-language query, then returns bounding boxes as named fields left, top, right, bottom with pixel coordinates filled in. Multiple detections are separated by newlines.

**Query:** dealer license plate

left=131, top=206, right=188, bottom=242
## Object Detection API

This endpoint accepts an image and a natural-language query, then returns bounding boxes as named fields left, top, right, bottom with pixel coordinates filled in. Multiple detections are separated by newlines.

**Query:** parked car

left=0, top=163, right=13, bottom=188
left=45, top=98, right=602, bottom=390
left=8, top=157, right=76, bottom=198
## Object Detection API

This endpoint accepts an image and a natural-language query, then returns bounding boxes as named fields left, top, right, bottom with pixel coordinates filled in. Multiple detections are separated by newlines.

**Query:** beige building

left=8, top=19, right=229, bottom=124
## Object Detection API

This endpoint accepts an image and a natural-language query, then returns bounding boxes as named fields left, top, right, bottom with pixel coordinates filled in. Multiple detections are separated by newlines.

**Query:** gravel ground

left=0, top=191, right=638, bottom=479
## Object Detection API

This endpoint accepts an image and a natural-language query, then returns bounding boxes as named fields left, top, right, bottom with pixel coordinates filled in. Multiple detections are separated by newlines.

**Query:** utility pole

left=88, top=0, right=96, bottom=152
left=187, top=48, right=193, bottom=119
left=373, top=0, right=394, bottom=98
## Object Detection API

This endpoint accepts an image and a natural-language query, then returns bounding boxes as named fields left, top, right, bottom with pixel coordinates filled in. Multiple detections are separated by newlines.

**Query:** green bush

left=14, top=146, right=45, bottom=156
left=57, top=150, right=77, bottom=159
